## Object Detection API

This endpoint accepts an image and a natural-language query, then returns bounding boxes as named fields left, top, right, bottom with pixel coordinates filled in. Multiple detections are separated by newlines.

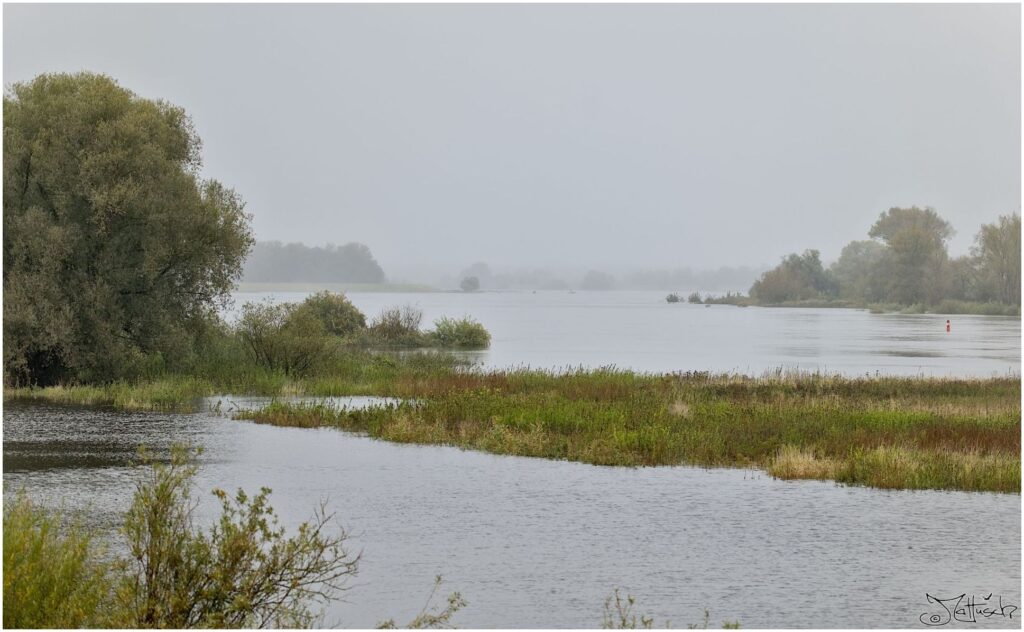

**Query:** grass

left=228, top=368, right=1020, bottom=494
left=6, top=352, right=1019, bottom=493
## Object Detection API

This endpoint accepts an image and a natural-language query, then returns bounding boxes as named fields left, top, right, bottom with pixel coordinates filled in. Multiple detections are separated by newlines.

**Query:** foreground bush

left=3, top=447, right=359, bottom=628
left=3, top=494, right=110, bottom=628
left=115, top=447, right=358, bottom=627
left=428, top=317, right=491, bottom=349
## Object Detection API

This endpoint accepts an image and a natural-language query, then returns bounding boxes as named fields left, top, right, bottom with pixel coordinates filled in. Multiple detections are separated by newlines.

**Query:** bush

left=3, top=494, right=111, bottom=628
left=114, top=446, right=359, bottom=627
left=687, top=292, right=703, bottom=304
left=295, top=291, right=367, bottom=338
left=665, top=293, right=681, bottom=303
left=429, top=317, right=491, bottom=349
left=368, top=306, right=425, bottom=347
left=460, top=276, right=480, bottom=292
left=237, top=301, right=336, bottom=375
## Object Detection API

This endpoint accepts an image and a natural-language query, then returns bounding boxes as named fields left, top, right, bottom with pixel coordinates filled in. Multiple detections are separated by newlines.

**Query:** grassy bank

left=232, top=368, right=1019, bottom=493
left=7, top=361, right=1019, bottom=493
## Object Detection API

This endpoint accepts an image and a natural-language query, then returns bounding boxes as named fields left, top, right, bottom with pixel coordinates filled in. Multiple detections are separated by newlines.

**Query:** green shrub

left=295, top=291, right=367, bottom=337
left=3, top=493, right=111, bottom=628
left=429, top=317, right=491, bottom=349
left=687, top=292, right=703, bottom=304
left=665, top=293, right=681, bottom=303
left=368, top=306, right=426, bottom=347
left=237, top=301, right=338, bottom=375
left=114, top=446, right=359, bottom=628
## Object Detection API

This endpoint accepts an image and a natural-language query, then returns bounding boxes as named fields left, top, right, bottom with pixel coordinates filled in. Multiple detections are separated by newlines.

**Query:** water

left=5, top=292, right=1020, bottom=627
left=4, top=403, right=1020, bottom=628
left=228, top=290, right=1021, bottom=377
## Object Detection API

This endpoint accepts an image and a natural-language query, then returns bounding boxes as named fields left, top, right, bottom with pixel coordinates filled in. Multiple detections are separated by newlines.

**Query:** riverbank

left=698, top=294, right=1021, bottom=316
left=7, top=362, right=1019, bottom=494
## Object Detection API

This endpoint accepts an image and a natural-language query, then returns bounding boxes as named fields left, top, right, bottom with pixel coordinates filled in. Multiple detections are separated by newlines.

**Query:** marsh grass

left=6, top=359, right=1019, bottom=492
left=237, top=369, right=1020, bottom=493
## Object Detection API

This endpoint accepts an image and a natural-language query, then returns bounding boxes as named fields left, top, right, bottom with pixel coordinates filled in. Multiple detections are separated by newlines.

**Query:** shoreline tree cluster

left=754, top=207, right=1020, bottom=310
left=688, top=207, right=1020, bottom=314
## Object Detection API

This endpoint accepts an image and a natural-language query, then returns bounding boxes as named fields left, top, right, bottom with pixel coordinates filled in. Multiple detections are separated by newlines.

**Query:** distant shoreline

left=236, top=282, right=440, bottom=293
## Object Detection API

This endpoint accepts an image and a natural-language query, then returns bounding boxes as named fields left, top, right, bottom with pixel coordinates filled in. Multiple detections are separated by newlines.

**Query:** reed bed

left=6, top=356, right=1018, bottom=492
left=235, top=367, right=1020, bottom=493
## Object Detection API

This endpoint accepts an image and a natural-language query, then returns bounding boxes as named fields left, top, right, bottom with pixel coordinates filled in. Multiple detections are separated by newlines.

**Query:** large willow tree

left=3, top=73, right=253, bottom=385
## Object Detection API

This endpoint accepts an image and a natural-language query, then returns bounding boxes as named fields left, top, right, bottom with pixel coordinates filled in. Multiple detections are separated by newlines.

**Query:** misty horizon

left=4, top=3, right=1020, bottom=275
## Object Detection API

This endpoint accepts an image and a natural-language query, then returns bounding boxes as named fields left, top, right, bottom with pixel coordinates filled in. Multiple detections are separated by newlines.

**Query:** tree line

left=242, top=240, right=386, bottom=284
left=748, top=207, right=1020, bottom=311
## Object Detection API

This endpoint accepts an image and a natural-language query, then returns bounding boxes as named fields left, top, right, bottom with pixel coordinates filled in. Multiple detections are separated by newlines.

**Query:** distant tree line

left=748, top=207, right=1020, bottom=310
left=455, top=262, right=761, bottom=292
left=243, top=241, right=386, bottom=284
left=621, top=266, right=763, bottom=292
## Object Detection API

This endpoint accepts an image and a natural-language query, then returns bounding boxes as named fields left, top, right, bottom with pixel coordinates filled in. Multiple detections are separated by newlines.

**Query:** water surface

left=4, top=403, right=1019, bottom=628
left=228, top=290, right=1021, bottom=377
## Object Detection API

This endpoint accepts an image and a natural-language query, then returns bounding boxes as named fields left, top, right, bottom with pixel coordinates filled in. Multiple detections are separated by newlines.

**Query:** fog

left=3, top=4, right=1019, bottom=283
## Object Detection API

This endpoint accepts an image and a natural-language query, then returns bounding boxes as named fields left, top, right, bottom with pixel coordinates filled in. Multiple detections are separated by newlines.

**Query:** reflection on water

left=4, top=403, right=1020, bottom=629
left=226, top=291, right=1020, bottom=377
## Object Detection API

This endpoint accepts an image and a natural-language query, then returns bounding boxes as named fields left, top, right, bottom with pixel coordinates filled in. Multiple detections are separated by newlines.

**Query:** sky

left=3, top=4, right=1020, bottom=280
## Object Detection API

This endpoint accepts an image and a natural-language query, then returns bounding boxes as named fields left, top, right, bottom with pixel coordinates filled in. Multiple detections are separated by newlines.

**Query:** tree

left=829, top=240, right=887, bottom=302
left=581, top=270, right=615, bottom=291
left=294, top=291, right=367, bottom=337
left=237, top=302, right=335, bottom=375
left=972, top=213, right=1021, bottom=305
left=749, top=250, right=836, bottom=303
left=459, top=262, right=492, bottom=288
left=242, top=241, right=385, bottom=284
left=867, top=206, right=952, bottom=305
left=3, top=73, right=253, bottom=385
left=460, top=276, right=480, bottom=292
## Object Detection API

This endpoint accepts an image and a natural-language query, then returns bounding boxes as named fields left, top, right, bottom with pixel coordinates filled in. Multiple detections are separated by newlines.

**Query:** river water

left=4, top=400, right=1020, bottom=628
left=229, top=290, right=1021, bottom=377
left=4, top=291, right=1021, bottom=627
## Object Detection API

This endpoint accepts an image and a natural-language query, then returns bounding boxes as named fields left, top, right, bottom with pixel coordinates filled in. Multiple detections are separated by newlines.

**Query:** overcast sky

left=4, top=4, right=1020, bottom=277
